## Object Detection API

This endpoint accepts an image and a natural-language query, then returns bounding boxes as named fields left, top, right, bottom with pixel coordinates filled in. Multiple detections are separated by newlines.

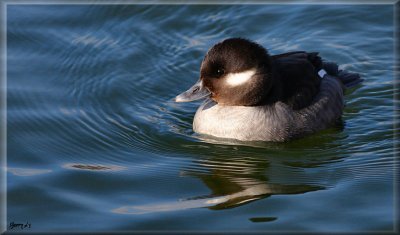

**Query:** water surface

left=6, top=4, right=397, bottom=232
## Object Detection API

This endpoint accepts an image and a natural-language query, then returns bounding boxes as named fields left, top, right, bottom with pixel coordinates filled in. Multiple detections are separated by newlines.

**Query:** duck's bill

left=175, top=80, right=211, bottom=102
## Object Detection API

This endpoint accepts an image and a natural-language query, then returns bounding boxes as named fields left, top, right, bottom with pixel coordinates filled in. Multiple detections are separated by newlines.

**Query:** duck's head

left=175, top=38, right=274, bottom=106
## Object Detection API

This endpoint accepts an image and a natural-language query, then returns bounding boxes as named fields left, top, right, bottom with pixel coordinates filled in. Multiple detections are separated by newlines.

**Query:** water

left=6, top=4, right=397, bottom=232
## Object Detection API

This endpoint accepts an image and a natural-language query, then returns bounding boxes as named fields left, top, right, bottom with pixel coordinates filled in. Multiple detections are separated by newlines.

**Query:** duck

left=175, top=38, right=362, bottom=142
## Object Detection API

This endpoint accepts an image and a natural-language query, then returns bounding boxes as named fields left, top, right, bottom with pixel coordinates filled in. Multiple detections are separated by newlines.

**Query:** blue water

left=6, top=4, right=397, bottom=232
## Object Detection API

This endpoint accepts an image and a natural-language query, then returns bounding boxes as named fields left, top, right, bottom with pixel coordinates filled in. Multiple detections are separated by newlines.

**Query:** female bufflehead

left=175, top=38, right=362, bottom=142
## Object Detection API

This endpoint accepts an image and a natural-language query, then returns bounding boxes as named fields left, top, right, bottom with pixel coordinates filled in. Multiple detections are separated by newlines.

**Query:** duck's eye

left=216, top=68, right=225, bottom=77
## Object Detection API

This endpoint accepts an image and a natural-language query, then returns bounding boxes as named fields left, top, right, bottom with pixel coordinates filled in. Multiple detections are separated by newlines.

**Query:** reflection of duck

left=112, top=154, right=324, bottom=215
left=175, top=38, right=362, bottom=141
left=181, top=155, right=323, bottom=210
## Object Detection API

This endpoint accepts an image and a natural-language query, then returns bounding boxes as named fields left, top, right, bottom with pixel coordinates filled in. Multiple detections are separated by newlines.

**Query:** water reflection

left=182, top=155, right=323, bottom=210
left=113, top=154, right=324, bottom=215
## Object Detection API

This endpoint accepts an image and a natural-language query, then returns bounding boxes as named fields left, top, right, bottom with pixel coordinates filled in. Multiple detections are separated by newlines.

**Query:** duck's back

left=193, top=75, right=344, bottom=142
left=272, top=51, right=323, bottom=110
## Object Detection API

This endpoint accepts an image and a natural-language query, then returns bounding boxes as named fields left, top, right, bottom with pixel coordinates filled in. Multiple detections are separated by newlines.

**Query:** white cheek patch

left=225, top=69, right=257, bottom=87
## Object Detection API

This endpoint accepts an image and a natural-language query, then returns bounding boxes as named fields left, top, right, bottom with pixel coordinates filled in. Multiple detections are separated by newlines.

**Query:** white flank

left=225, top=69, right=256, bottom=87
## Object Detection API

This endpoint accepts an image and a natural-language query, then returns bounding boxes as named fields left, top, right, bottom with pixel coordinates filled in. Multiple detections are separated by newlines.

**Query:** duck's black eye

left=216, top=68, right=225, bottom=77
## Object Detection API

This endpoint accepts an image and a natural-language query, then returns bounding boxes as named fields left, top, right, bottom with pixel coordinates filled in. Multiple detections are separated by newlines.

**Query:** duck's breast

left=193, top=100, right=295, bottom=141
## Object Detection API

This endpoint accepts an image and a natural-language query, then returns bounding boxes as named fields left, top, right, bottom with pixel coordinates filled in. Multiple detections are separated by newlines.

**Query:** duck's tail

left=322, top=61, right=363, bottom=89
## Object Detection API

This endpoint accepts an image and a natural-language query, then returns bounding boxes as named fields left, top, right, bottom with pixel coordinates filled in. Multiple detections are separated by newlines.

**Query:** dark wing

left=271, top=51, right=322, bottom=110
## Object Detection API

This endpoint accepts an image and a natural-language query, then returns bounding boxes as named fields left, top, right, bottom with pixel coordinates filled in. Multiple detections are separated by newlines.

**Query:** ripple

left=8, top=167, right=52, bottom=176
left=62, top=163, right=126, bottom=172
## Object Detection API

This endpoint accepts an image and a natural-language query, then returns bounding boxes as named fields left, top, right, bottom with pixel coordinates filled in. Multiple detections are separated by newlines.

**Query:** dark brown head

left=176, top=38, right=274, bottom=106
